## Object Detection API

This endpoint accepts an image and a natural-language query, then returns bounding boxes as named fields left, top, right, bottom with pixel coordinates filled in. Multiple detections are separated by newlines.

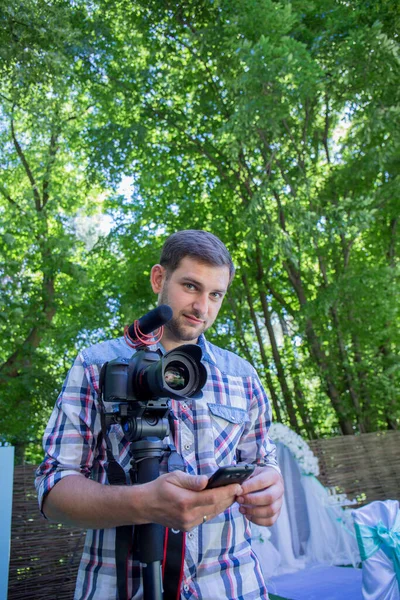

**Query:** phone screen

left=205, top=464, right=255, bottom=489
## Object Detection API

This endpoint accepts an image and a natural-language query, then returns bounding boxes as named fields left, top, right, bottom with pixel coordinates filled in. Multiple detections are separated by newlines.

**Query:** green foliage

left=1, top=0, right=399, bottom=460
left=87, top=0, right=399, bottom=435
left=0, top=0, right=119, bottom=452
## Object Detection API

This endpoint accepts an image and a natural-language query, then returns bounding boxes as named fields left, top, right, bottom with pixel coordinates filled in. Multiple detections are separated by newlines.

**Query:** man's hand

left=236, top=466, right=284, bottom=526
left=142, top=470, right=243, bottom=532
left=42, top=467, right=280, bottom=532
left=42, top=471, right=242, bottom=531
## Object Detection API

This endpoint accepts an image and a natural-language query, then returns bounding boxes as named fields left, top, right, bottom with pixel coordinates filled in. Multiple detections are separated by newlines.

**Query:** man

left=36, top=230, right=284, bottom=600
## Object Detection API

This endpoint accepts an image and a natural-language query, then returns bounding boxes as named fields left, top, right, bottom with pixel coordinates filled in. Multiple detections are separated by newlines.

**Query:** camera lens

left=128, top=344, right=207, bottom=400
left=163, top=362, right=189, bottom=390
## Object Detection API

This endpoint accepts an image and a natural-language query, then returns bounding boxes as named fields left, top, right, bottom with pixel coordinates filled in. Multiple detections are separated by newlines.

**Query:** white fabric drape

left=252, top=442, right=360, bottom=578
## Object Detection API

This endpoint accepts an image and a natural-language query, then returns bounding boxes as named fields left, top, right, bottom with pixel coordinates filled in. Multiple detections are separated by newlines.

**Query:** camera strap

left=98, top=403, right=133, bottom=599
left=162, top=526, right=186, bottom=600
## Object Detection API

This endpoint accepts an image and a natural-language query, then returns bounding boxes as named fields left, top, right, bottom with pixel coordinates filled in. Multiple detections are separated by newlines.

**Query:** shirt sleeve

left=237, top=372, right=281, bottom=473
left=34, top=354, right=103, bottom=515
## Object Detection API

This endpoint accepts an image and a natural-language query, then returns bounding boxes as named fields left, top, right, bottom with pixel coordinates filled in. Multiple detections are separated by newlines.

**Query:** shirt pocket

left=207, top=403, right=249, bottom=465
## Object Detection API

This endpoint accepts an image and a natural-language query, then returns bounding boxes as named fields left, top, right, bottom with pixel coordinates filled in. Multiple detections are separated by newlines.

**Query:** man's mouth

left=183, top=314, right=204, bottom=325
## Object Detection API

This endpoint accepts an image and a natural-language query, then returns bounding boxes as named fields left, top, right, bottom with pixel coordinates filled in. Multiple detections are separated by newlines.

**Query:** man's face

left=150, top=257, right=230, bottom=349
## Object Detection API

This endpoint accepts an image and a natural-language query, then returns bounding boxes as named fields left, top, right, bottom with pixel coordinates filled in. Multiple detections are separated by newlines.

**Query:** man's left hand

left=236, top=466, right=284, bottom=526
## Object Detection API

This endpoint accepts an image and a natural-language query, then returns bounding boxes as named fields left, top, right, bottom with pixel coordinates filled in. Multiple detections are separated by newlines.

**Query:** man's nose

left=193, top=293, right=208, bottom=316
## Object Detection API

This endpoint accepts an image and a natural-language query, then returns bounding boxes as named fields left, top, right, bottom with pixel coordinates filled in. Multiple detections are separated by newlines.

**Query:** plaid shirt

left=35, top=334, right=279, bottom=600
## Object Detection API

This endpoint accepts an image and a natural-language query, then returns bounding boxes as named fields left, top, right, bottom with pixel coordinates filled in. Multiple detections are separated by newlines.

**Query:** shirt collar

left=197, top=334, right=217, bottom=366
left=149, top=333, right=216, bottom=366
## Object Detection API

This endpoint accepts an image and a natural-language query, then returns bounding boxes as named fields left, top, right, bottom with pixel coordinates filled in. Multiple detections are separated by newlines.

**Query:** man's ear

left=150, top=264, right=166, bottom=294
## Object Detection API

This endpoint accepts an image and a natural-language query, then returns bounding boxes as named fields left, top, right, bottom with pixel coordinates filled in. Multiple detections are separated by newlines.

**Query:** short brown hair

left=160, top=230, right=235, bottom=283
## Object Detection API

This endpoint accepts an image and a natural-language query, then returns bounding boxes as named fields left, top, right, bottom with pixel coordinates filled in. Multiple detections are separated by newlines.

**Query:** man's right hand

left=138, top=471, right=243, bottom=531
left=43, top=471, right=242, bottom=531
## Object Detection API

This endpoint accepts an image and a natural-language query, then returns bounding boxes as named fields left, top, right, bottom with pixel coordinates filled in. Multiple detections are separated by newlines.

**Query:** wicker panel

left=8, top=465, right=85, bottom=600
left=309, top=430, right=400, bottom=507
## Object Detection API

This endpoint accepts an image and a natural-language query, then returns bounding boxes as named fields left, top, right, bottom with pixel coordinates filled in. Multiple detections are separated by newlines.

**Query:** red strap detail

left=123, top=322, right=164, bottom=348
left=163, top=528, right=169, bottom=578
left=125, top=547, right=130, bottom=599
left=177, top=533, right=186, bottom=600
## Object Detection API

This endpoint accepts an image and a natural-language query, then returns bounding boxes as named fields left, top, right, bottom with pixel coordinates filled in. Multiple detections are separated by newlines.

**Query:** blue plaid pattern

left=35, top=335, right=279, bottom=599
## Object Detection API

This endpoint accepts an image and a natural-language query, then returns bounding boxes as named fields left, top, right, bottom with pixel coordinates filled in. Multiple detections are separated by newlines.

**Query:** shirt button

left=184, top=444, right=191, bottom=450
left=188, top=532, right=194, bottom=539
left=183, top=584, right=190, bottom=592
left=182, top=403, right=188, bottom=409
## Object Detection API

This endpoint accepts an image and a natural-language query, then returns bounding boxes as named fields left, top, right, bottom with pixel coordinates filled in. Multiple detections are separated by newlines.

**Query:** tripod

left=128, top=412, right=171, bottom=600
left=98, top=318, right=206, bottom=599
left=103, top=397, right=179, bottom=600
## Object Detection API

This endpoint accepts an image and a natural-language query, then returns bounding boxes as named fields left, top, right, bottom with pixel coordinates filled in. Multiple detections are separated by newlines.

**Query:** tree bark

left=0, top=116, right=58, bottom=381
left=248, top=251, right=300, bottom=432
left=238, top=278, right=283, bottom=423
left=268, top=188, right=354, bottom=435
left=293, top=373, right=317, bottom=439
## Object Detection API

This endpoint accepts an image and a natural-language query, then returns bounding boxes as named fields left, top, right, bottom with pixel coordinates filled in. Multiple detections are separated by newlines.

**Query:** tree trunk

left=0, top=277, right=56, bottom=379
left=258, top=289, right=300, bottom=432
left=314, top=239, right=365, bottom=431
left=237, top=279, right=283, bottom=423
left=293, top=373, right=317, bottom=439
left=246, top=253, right=300, bottom=432
left=303, top=317, right=354, bottom=434
left=351, top=332, right=373, bottom=432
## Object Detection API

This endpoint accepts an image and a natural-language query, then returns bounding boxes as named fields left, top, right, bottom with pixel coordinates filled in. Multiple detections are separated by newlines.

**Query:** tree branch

left=322, top=91, right=331, bottom=165
left=0, top=185, right=18, bottom=206
left=282, top=118, right=306, bottom=172
left=42, top=127, right=61, bottom=208
left=10, top=113, right=42, bottom=211
left=266, top=280, right=296, bottom=317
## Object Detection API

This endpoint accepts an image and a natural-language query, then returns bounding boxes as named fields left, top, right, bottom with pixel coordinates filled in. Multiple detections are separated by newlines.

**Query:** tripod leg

left=133, top=445, right=166, bottom=600
left=142, top=562, right=164, bottom=600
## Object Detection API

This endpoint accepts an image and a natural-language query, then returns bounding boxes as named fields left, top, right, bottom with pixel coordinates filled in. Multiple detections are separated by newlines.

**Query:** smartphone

left=205, top=464, right=255, bottom=489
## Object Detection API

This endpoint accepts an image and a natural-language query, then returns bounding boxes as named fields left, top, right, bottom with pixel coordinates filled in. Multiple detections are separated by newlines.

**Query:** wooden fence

left=8, top=430, right=400, bottom=599
left=9, top=465, right=85, bottom=600
left=309, top=430, right=400, bottom=505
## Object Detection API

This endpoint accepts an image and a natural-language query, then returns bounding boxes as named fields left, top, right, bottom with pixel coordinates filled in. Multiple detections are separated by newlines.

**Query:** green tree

left=0, top=0, right=118, bottom=458
left=84, top=0, right=400, bottom=435
left=2, top=0, right=399, bottom=457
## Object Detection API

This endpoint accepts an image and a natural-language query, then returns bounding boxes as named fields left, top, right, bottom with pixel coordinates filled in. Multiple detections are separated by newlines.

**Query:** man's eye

left=184, top=283, right=196, bottom=290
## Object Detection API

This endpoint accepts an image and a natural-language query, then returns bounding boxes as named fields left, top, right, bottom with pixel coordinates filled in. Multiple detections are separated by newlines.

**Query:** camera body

left=99, top=344, right=207, bottom=441
left=102, top=344, right=206, bottom=403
